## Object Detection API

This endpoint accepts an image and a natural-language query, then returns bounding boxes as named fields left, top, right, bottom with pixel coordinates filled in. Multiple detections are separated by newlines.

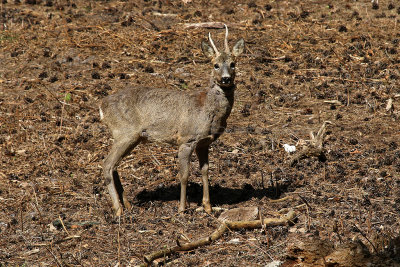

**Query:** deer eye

left=214, top=64, right=220, bottom=70
left=230, top=62, right=236, bottom=69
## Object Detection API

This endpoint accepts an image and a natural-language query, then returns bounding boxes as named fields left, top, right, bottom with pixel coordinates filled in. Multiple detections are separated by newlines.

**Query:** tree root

left=136, top=210, right=296, bottom=266
left=289, top=146, right=327, bottom=167
left=289, top=121, right=332, bottom=166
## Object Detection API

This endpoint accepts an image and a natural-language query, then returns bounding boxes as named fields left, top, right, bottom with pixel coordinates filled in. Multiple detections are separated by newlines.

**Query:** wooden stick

left=58, top=215, right=70, bottom=236
left=183, top=22, right=226, bottom=29
left=269, top=196, right=291, bottom=203
left=289, top=121, right=331, bottom=166
left=136, top=210, right=295, bottom=266
left=45, top=246, right=63, bottom=267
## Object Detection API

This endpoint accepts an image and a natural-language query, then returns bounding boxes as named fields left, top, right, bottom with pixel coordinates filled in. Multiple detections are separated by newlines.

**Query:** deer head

left=201, top=25, right=245, bottom=89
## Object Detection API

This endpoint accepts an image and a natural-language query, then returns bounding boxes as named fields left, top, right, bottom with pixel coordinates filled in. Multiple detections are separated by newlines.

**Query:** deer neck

left=204, top=81, right=235, bottom=116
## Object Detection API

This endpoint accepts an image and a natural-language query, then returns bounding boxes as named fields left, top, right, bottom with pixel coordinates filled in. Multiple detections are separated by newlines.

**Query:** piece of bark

left=218, top=207, right=259, bottom=222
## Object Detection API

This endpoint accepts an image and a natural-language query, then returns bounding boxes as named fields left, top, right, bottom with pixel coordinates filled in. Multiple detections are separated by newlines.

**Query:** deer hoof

left=123, top=196, right=132, bottom=211
left=115, top=209, right=122, bottom=217
left=114, top=204, right=123, bottom=217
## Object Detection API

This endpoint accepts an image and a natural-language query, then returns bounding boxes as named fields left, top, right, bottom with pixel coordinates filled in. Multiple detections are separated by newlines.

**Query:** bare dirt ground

left=1, top=0, right=400, bottom=266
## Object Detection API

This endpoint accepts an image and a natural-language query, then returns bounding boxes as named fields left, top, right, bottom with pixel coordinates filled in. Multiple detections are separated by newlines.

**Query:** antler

left=224, top=24, right=229, bottom=53
left=208, top=32, right=220, bottom=56
left=208, top=24, right=229, bottom=55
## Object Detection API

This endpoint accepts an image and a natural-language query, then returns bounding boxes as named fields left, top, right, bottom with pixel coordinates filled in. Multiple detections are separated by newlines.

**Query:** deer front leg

left=177, top=143, right=194, bottom=213
left=196, top=145, right=212, bottom=213
left=104, top=135, right=139, bottom=216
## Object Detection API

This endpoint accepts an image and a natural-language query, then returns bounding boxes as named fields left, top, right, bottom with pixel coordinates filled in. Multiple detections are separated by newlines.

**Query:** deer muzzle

left=221, top=77, right=232, bottom=85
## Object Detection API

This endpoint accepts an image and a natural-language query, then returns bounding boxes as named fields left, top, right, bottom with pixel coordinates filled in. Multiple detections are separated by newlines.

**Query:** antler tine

left=224, top=24, right=230, bottom=53
left=208, top=32, right=220, bottom=55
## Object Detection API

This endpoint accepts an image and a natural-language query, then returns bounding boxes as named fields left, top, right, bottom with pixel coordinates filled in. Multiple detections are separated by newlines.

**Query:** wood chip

left=218, top=207, right=259, bottom=222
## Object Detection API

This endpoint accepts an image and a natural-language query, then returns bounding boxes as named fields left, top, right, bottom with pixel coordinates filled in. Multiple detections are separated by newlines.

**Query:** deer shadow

left=135, top=182, right=288, bottom=207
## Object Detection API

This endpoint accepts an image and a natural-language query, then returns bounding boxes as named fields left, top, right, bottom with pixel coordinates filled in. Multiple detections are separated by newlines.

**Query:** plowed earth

left=1, top=0, right=400, bottom=266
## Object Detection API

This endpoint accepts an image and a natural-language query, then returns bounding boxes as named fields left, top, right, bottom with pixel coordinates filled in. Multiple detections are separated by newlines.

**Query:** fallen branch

left=152, top=12, right=178, bottom=17
left=195, top=206, right=227, bottom=212
left=136, top=210, right=295, bottom=266
left=289, top=121, right=332, bottom=166
left=266, top=55, right=287, bottom=61
left=33, top=234, right=81, bottom=247
left=324, top=100, right=342, bottom=106
left=269, top=196, right=292, bottom=203
left=183, top=22, right=226, bottom=29
left=289, top=146, right=327, bottom=167
left=279, top=203, right=306, bottom=214
left=52, top=219, right=100, bottom=229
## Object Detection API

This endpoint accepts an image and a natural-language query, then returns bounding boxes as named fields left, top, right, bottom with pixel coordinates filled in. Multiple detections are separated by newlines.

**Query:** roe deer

left=100, top=25, right=244, bottom=216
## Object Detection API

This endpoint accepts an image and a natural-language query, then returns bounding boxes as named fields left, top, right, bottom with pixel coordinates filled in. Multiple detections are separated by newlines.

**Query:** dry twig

left=183, top=22, right=226, bottom=29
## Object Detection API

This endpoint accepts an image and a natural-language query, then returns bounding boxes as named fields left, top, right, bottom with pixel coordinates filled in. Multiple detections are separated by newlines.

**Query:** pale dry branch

left=289, top=121, right=332, bottom=166
left=386, top=98, right=394, bottom=112
left=135, top=210, right=295, bottom=266
left=269, top=196, right=292, bottom=203
left=324, top=100, right=342, bottom=106
left=183, top=22, right=226, bottom=29
left=195, top=206, right=227, bottom=212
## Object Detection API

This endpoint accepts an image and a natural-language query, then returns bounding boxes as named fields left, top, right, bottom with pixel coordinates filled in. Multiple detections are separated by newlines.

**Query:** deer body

left=101, top=26, right=244, bottom=216
left=101, top=86, right=232, bottom=146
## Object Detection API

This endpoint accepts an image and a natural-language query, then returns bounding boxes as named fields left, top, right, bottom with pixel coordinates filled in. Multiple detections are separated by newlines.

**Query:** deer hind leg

left=104, top=133, right=141, bottom=216
left=177, top=143, right=195, bottom=213
left=196, top=145, right=212, bottom=213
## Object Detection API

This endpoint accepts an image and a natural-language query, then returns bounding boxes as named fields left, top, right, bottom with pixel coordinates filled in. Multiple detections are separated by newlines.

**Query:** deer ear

left=202, top=41, right=215, bottom=58
left=232, top=38, right=244, bottom=57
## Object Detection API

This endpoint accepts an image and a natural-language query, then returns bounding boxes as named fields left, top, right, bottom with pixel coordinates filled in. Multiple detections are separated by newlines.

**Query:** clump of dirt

left=1, top=0, right=400, bottom=266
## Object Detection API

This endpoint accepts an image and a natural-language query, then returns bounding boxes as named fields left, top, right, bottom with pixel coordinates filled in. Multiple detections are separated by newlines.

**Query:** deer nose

left=221, top=77, right=232, bottom=85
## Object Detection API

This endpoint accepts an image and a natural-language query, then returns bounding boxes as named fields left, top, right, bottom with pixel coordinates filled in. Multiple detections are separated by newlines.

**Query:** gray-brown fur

left=100, top=26, right=244, bottom=216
